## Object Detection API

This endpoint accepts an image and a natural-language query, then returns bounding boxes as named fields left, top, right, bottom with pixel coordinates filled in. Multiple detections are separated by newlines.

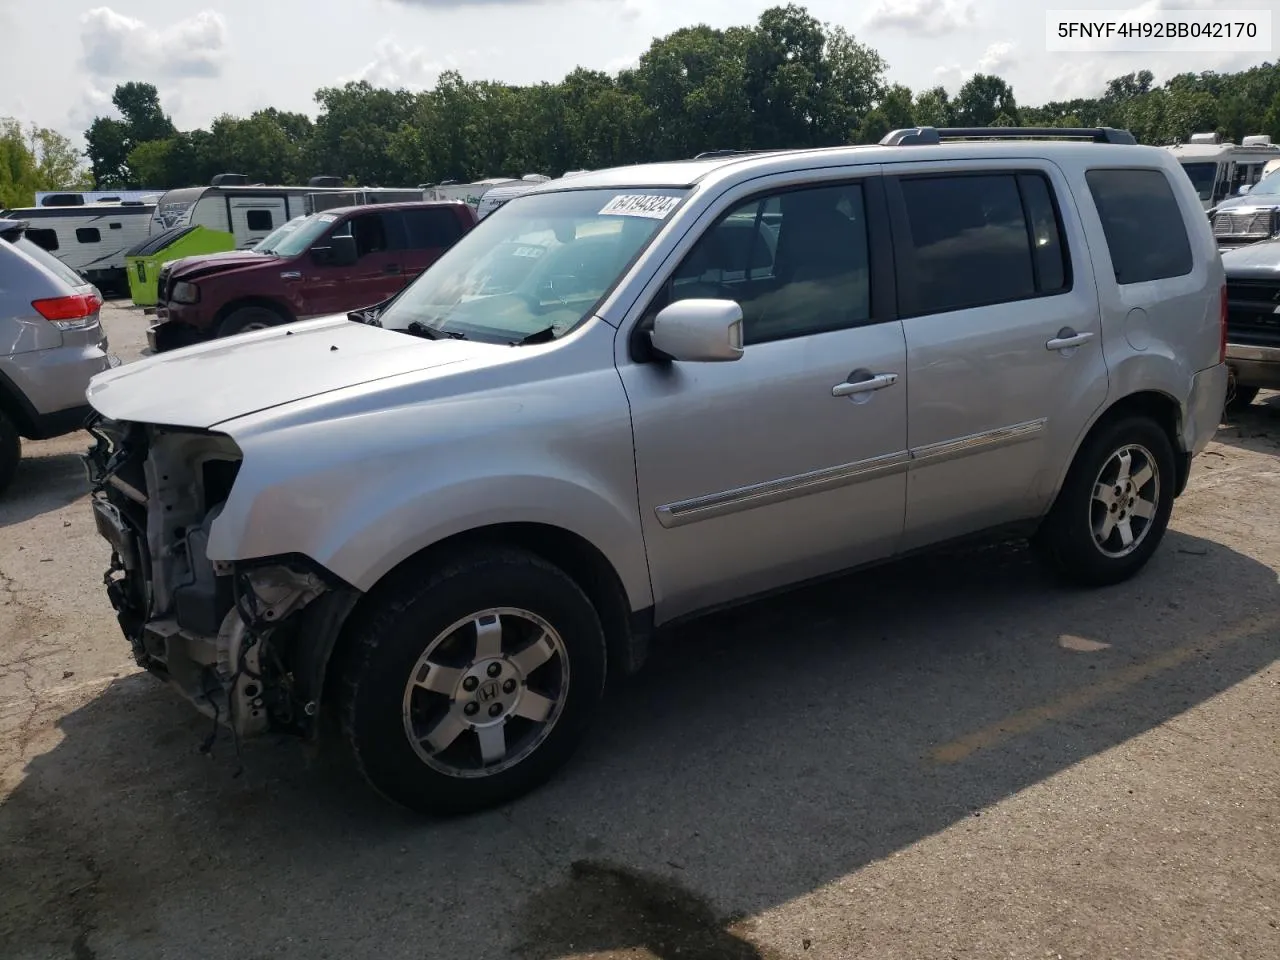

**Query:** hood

left=1221, top=238, right=1280, bottom=279
left=86, top=315, right=499, bottom=429
left=1215, top=193, right=1280, bottom=212
left=166, top=249, right=272, bottom=281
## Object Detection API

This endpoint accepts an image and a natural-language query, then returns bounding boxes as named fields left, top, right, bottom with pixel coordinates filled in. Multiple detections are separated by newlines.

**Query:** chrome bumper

left=1226, top=343, right=1280, bottom=390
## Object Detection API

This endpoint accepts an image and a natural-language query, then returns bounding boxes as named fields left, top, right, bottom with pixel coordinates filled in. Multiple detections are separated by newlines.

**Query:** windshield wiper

left=406, top=320, right=468, bottom=341
left=512, top=326, right=557, bottom=346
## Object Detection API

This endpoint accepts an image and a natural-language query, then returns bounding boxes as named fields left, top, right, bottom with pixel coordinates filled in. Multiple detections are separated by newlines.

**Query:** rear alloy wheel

left=342, top=549, right=606, bottom=815
left=1035, top=416, right=1176, bottom=587
left=0, top=407, right=21, bottom=496
left=217, top=306, right=284, bottom=339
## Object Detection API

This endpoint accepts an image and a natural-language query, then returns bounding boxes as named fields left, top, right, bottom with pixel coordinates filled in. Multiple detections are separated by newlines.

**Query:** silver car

left=81, top=128, right=1228, bottom=814
left=0, top=218, right=115, bottom=494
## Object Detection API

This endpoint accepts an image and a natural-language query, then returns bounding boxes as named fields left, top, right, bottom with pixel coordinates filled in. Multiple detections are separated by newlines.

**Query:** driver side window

left=659, top=182, right=872, bottom=345
left=333, top=213, right=389, bottom=257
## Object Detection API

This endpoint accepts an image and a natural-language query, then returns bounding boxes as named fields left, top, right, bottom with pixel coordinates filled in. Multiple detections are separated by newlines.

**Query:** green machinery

left=125, top=225, right=235, bottom=306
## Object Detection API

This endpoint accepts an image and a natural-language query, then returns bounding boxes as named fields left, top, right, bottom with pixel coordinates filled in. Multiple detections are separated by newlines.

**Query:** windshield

left=377, top=188, right=687, bottom=343
left=1180, top=162, right=1218, bottom=201
left=1249, top=168, right=1280, bottom=196
left=254, top=217, right=307, bottom=253
left=266, top=213, right=341, bottom=258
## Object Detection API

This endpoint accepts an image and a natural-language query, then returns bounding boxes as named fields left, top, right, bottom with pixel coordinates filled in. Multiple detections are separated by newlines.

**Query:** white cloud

left=79, top=7, right=229, bottom=80
left=866, top=0, right=976, bottom=37
left=976, top=41, right=1017, bottom=74
left=66, top=84, right=115, bottom=131
left=604, top=53, right=640, bottom=74
left=933, top=41, right=1018, bottom=92
left=343, top=38, right=499, bottom=91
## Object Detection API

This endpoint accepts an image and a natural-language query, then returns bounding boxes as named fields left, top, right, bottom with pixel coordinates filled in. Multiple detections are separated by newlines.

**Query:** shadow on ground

left=2, top=532, right=1277, bottom=959
left=0, top=445, right=91, bottom=529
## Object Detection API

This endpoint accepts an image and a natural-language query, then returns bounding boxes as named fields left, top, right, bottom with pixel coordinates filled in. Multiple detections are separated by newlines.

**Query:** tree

left=955, top=74, right=1018, bottom=127
left=913, top=86, right=954, bottom=128
left=0, top=119, right=92, bottom=207
left=855, top=84, right=914, bottom=143
left=112, top=82, right=176, bottom=144
left=85, top=116, right=131, bottom=187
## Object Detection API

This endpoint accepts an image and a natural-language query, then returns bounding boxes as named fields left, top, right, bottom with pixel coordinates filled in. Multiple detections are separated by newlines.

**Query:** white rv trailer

left=149, top=176, right=426, bottom=248
left=473, top=173, right=585, bottom=220
left=0, top=199, right=157, bottom=293
left=422, top=177, right=523, bottom=208
left=1167, top=133, right=1280, bottom=210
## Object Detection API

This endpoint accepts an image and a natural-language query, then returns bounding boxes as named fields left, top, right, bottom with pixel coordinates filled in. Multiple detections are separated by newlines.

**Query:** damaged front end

left=83, top=416, right=356, bottom=739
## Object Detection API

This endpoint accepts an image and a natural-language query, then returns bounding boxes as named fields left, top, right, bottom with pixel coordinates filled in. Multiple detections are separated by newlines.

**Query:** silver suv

left=81, top=128, right=1228, bottom=814
left=0, top=218, right=115, bottom=494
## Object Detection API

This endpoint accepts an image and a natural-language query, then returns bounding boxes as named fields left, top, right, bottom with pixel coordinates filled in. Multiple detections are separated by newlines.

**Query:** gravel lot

left=2, top=301, right=1278, bottom=960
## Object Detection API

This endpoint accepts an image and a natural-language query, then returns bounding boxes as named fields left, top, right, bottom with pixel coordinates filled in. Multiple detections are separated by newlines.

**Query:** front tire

left=217, top=306, right=285, bottom=339
left=1035, top=415, right=1176, bottom=587
left=0, top=407, right=20, bottom=496
left=342, top=548, right=607, bottom=815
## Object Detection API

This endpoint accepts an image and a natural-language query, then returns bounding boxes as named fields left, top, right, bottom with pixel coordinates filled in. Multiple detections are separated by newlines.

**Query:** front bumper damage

left=83, top=416, right=358, bottom=740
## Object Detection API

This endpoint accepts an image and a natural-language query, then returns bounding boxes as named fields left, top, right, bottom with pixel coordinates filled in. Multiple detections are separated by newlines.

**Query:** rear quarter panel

left=1057, top=149, right=1224, bottom=465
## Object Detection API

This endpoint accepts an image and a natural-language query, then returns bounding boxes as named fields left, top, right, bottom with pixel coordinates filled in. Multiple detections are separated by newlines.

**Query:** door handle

left=280, top=271, right=301, bottom=281
left=1046, top=329, right=1094, bottom=351
left=832, top=372, right=898, bottom=397
left=384, top=264, right=402, bottom=275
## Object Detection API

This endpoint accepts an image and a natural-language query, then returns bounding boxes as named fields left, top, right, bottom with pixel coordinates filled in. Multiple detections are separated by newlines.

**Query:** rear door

left=228, top=196, right=287, bottom=247
left=400, top=207, right=467, bottom=279
left=884, top=161, right=1108, bottom=551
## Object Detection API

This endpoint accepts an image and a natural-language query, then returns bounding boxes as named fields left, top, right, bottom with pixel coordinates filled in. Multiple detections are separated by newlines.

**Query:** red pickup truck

left=148, top=200, right=478, bottom=352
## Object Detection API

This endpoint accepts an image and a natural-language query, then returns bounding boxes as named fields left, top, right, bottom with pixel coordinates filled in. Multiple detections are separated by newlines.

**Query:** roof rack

left=880, top=126, right=1138, bottom=146
left=692, top=149, right=771, bottom=160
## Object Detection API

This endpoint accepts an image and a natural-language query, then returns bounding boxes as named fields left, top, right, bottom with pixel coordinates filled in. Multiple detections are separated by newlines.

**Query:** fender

left=206, top=345, right=653, bottom=612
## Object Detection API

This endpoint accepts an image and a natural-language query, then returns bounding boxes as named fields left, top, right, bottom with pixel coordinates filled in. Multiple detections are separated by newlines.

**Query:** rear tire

left=217, top=306, right=285, bottom=339
left=1034, top=415, right=1176, bottom=587
left=341, top=548, right=607, bottom=816
left=0, top=407, right=20, bottom=496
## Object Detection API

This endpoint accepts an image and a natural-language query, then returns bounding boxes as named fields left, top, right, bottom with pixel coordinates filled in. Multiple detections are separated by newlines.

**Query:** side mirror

left=312, top=233, right=358, bottom=267
left=649, top=298, right=744, bottom=362
left=1238, top=184, right=1252, bottom=196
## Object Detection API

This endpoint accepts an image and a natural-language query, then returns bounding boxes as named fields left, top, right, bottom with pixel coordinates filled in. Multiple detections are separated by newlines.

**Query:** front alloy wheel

left=343, top=548, right=606, bottom=815
left=403, top=608, right=570, bottom=778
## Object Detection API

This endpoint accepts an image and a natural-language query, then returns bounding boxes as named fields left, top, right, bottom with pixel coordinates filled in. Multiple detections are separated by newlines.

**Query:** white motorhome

left=0, top=199, right=157, bottom=293
left=149, top=175, right=425, bottom=248
left=424, top=175, right=552, bottom=217
left=1167, top=133, right=1280, bottom=210
left=474, top=173, right=588, bottom=220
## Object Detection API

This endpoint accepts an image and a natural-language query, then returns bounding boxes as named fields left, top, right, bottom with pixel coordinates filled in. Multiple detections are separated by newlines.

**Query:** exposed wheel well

left=322, top=523, right=648, bottom=715
left=1079, top=390, right=1190, bottom=496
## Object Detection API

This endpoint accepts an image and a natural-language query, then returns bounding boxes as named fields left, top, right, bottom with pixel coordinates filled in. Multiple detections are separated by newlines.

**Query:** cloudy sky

left=0, top=0, right=1273, bottom=139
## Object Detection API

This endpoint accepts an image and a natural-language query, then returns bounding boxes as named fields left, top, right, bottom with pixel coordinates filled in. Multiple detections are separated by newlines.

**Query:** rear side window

left=25, top=228, right=58, bottom=251
left=76, top=227, right=101, bottom=243
left=246, top=209, right=274, bottom=231
left=894, top=172, right=1070, bottom=317
left=1085, top=169, right=1193, bottom=285
left=402, top=208, right=465, bottom=248
left=14, top=236, right=86, bottom=287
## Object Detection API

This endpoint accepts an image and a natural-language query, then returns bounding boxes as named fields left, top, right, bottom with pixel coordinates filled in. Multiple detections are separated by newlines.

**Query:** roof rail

left=880, top=126, right=1138, bottom=146
left=692, top=149, right=769, bottom=160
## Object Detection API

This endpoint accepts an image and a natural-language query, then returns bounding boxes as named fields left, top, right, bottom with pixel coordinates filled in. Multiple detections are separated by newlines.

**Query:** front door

left=882, top=163, right=1109, bottom=551
left=620, top=174, right=910, bottom=622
